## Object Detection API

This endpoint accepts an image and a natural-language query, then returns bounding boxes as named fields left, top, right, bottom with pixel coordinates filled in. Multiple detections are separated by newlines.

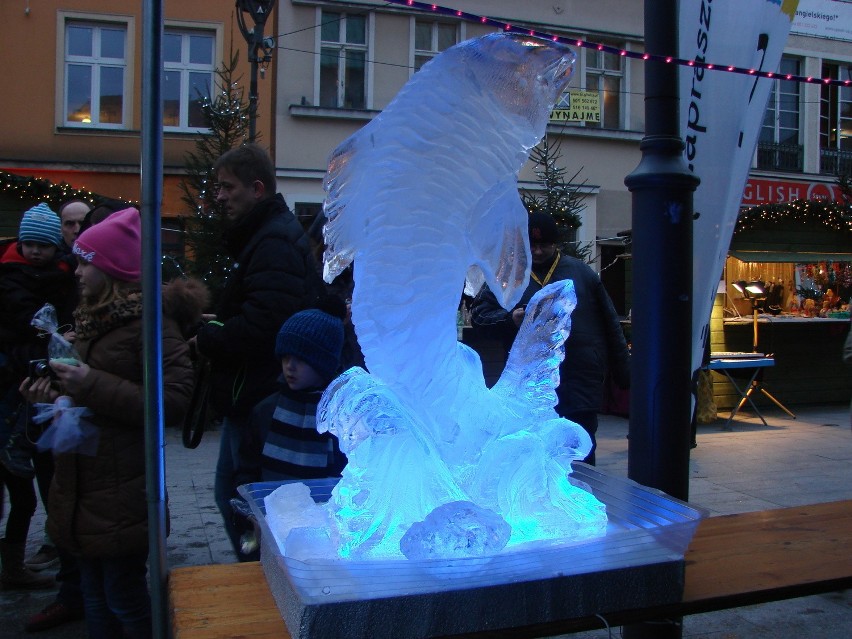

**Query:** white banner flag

left=679, top=0, right=799, bottom=375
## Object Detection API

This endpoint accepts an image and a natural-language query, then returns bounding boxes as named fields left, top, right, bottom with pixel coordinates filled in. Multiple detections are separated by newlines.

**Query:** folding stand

left=706, top=356, right=796, bottom=431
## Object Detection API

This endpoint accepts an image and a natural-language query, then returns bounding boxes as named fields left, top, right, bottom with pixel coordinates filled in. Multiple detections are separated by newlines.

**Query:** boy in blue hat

left=1, top=203, right=77, bottom=478
left=232, top=299, right=349, bottom=558
left=0, top=203, right=77, bottom=590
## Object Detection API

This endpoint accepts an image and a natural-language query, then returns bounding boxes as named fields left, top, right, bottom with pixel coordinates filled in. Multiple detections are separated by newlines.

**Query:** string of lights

left=382, top=0, right=852, bottom=88
left=0, top=171, right=96, bottom=208
left=736, top=198, right=852, bottom=234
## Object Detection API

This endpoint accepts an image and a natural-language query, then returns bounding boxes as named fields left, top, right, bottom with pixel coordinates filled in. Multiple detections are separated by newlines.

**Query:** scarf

left=74, top=291, right=143, bottom=341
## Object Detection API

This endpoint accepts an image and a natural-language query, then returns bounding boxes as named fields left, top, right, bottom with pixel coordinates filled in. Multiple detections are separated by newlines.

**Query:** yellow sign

left=550, top=90, right=601, bottom=123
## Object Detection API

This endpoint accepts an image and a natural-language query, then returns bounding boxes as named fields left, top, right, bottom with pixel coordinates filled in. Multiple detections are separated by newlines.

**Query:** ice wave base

left=242, top=465, right=700, bottom=639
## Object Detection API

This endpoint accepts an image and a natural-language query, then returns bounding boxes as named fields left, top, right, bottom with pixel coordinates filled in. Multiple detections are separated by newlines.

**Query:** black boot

left=0, top=539, right=54, bottom=590
left=0, top=430, right=35, bottom=479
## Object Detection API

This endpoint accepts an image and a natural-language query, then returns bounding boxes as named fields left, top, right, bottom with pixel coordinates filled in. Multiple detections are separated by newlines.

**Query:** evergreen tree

left=168, top=50, right=250, bottom=298
left=520, top=137, right=592, bottom=261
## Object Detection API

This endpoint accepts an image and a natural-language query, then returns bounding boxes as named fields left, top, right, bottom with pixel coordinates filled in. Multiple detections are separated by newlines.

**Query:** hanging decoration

left=383, top=0, right=851, bottom=88
left=0, top=170, right=97, bottom=208
left=735, top=199, right=852, bottom=235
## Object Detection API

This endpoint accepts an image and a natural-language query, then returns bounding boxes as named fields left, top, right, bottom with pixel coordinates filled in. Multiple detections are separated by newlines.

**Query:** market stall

left=707, top=199, right=852, bottom=409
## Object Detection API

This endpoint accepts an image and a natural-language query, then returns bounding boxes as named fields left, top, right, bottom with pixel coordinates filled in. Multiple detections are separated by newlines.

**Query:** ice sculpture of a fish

left=275, top=33, right=607, bottom=560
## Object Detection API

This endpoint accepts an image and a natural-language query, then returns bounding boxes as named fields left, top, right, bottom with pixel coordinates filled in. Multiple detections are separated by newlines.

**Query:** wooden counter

left=170, top=500, right=852, bottom=639
left=712, top=316, right=851, bottom=408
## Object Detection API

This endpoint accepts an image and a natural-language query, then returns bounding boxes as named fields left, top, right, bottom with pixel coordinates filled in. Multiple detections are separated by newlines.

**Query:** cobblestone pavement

left=2, top=403, right=850, bottom=638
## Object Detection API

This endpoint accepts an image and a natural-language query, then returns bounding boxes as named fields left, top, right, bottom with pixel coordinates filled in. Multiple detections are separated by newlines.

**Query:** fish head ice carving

left=322, top=33, right=574, bottom=311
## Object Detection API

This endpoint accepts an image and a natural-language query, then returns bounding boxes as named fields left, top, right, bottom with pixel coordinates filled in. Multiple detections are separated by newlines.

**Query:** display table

left=170, top=500, right=852, bottom=639
left=705, top=355, right=795, bottom=429
left=716, top=316, right=851, bottom=408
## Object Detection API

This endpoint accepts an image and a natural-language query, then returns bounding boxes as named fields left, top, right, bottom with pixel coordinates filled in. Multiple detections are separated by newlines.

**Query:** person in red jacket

left=1, top=203, right=77, bottom=592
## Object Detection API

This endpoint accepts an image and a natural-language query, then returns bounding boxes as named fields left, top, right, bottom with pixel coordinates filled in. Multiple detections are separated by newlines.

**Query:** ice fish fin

left=322, top=135, right=363, bottom=282
left=492, top=280, right=577, bottom=415
left=466, top=178, right=531, bottom=310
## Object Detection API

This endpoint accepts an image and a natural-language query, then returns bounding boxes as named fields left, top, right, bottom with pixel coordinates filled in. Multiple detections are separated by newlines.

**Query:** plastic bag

left=33, top=396, right=98, bottom=455
left=31, top=303, right=80, bottom=365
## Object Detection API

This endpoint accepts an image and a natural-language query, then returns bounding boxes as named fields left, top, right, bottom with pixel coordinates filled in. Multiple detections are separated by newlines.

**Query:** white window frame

left=57, top=12, right=134, bottom=130
left=582, top=40, right=625, bottom=130
left=162, top=22, right=221, bottom=133
left=314, top=8, right=372, bottom=110
left=761, top=56, right=802, bottom=147
left=552, top=39, right=629, bottom=131
left=820, top=61, right=852, bottom=152
left=409, top=17, right=463, bottom=76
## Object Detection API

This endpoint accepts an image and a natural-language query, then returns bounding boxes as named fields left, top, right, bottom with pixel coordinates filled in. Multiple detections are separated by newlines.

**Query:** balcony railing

left=819, top=147, right=852, bottom=176
left=756, top=142, right=803, bottom=172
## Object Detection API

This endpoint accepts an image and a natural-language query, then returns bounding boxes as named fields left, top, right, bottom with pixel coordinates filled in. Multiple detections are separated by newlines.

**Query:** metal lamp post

left=235, top=0, right=277, bottom=142
left=622, top=1, right=698, bottom=637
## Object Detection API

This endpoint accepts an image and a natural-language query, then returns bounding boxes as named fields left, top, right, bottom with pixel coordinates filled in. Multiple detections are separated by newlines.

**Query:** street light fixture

left=235, top=0, right=277, bottom=142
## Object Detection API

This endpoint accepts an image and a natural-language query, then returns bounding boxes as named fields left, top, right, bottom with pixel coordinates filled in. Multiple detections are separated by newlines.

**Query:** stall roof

left=731, top=198, right=852, bottom=263
left=729, top=250, right=852, bottom=263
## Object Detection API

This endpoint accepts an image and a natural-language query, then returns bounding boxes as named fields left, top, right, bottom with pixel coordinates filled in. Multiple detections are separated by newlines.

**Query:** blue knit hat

left=19, top=203, right=62, bottom=247
left=275, top=309, right=345, bottom=382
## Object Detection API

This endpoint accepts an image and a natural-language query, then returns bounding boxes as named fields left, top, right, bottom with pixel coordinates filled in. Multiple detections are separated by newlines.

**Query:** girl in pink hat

left=23, top=207, right=205, bottom=638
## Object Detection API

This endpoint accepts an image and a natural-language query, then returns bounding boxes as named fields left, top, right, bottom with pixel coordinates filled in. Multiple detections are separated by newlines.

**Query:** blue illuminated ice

left=264, top=33, right=607, bottom=562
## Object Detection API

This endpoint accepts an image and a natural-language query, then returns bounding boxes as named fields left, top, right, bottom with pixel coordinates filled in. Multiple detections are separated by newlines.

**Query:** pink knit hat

left=72, top=207, right=141, bottom=282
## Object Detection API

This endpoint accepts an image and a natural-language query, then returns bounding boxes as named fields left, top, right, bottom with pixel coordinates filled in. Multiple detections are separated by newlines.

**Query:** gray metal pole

left=626, top=0, right=697, bottom=502
left=141, top=1, right=168, bottom=637
left=622, top=2, right=698, bottom=635
left=248, top=23, right=262, bottom=142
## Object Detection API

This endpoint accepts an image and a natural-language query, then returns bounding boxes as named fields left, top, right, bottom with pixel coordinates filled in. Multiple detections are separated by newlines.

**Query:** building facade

left=0, top=0, right=273, bottom=239
left=742, top=15, right=851, bottom=208
left=271, top=0, right=647, bottom=256
left=270, top=1, right=850, bottom=279
left=1, top=1, right=848, bottom=275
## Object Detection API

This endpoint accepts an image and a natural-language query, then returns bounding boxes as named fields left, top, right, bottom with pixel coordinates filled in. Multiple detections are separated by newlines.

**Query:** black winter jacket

left=196, top=194, right=319, bottom=418
left=0, top=240, right=77, bottom=377
left=471, top=253, right=630, bottom=414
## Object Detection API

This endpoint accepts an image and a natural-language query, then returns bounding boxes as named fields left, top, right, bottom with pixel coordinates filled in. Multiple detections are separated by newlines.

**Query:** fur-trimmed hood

left=162, top=277, right=210, bottom=339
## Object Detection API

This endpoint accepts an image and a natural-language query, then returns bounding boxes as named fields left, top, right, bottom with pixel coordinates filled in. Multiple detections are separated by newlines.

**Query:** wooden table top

left=170, top=499, right=852, bottom=639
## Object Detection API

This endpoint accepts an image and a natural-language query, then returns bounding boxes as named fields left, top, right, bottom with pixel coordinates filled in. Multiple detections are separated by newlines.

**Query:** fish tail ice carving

left=270, top=34, right=607, bottom=560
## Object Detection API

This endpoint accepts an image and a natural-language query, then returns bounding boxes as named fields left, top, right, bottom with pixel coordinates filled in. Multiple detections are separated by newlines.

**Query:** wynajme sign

left=550, top=90, right=601, bottom=123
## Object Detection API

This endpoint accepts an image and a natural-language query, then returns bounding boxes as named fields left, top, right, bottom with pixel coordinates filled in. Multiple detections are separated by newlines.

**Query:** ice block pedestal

left=239, top=465, right=705, bottom=639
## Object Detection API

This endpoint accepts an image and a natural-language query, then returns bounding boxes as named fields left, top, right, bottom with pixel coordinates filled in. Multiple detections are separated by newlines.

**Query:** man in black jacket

left=470, top=212, right=630, bottom=465
left=194, top=143, right=319, bottom=558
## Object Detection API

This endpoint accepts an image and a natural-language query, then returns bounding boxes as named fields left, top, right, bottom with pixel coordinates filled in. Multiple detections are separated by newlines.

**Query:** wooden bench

left=170, top=499, right=852, bottom=638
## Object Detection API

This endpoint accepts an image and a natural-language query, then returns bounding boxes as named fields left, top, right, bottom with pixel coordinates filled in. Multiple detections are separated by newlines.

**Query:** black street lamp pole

left=623, top=1, right=699, bottom=634
left=236, top=0, right=277, bottom=142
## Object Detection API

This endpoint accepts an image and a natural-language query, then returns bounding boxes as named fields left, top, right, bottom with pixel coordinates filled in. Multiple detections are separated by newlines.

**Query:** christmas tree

left=520, top=137, right=591, bottom=261
left=170, top=49, right=250, bottom=300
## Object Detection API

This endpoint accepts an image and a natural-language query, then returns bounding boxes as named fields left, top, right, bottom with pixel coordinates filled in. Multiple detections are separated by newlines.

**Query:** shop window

left=584, top=42, right=623, bottom=129
left=819, top=62, right=852, bottom=176
left=294, top=202, right=323, bottom=232
left=758, top=57, right=802, bottom=172
left=163, top=29, right=215, bottom=131
left=412, top=19, right=458, bottom=73
left=794, top=261, right=851, bottom=315
left=63, top=19, right=129, bottom=128
left=319, top=11, right=367, bottom=109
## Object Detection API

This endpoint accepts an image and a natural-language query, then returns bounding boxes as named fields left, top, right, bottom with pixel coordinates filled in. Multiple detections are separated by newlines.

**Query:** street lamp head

left=235, top=0, right=276, bottom=27
left=236, top=0, right=277, bottom=44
